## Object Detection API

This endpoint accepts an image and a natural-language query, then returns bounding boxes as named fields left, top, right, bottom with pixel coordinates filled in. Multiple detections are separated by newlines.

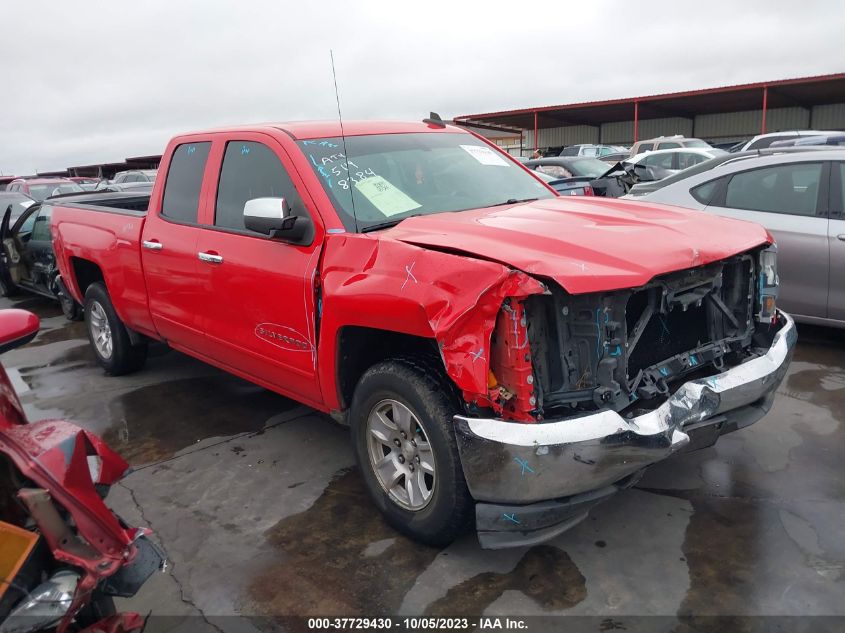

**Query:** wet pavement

left=2, top=295, right=843, bottom=631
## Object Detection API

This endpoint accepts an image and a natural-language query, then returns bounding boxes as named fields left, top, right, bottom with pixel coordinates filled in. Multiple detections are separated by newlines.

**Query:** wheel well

left=336, top=327, right=451, bottom=410
left=70, top=258, right=104, bottom=298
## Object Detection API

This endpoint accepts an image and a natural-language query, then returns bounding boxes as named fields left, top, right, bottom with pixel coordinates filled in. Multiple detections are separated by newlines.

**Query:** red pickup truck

left=50, top=120, right=796, bottom=549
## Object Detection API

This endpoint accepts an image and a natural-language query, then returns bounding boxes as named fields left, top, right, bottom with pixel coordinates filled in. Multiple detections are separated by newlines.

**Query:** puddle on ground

left=101, top=375, right=296, bottom=465
left=425, top=545, right=585, bottom=616
left=248, top=469, right=587, bottom=624
left=27, top=320, right=87, bottom=347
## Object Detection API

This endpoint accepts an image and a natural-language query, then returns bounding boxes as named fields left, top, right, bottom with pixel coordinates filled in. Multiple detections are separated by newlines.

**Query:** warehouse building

left=453, top=73, right=845, bottom=155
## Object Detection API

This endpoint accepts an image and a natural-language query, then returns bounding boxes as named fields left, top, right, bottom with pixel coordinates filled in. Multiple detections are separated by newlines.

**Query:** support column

left=633, top=101, right=639, bottom=143
left=533, top=111, right=538, bottom=151
left=761, top=86, right=768, bottom=134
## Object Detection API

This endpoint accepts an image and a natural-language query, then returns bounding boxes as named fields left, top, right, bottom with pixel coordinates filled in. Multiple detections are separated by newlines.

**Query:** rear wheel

left=350, top=359, right=472, bottom=546
left=84, top=283, right=147, bottom=375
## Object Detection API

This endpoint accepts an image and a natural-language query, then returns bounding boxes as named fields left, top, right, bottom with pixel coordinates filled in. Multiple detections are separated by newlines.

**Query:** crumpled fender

left=1, top=419, right=139, bottom=561
left=318, top=234, right=545, bottom=409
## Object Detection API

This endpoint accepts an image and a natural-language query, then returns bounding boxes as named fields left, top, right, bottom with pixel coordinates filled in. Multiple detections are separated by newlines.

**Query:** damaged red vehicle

left=49, top=120, right=795, bottom=548
left=0, top=309, right=163, bottom=632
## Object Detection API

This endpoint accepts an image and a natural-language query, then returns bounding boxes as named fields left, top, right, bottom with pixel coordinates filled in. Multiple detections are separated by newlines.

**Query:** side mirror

left=0, top=309, right=39, bottom=354
left=244, top=197, right=312, bottom=243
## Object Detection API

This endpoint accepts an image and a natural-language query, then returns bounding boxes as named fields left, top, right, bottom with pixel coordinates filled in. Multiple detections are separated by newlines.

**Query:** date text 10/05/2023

left=306, top=617, right=529, bottom=630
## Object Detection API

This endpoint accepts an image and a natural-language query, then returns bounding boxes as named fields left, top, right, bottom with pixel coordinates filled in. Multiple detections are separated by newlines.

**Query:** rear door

left=828, top=160, right=845, bottom=323
left=194, top=134, right=324, bottom=404
left=706, top=161, right=828, bottom=319
left=141, top=140, right=212, bottom=349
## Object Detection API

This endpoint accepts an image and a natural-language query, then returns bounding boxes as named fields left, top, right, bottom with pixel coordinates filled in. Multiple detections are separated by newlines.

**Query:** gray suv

left=624, top=149, right=845, bottom=328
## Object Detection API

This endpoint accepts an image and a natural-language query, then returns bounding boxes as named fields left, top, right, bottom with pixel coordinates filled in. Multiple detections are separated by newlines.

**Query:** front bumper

left=455, top=311, right=796, bottom=548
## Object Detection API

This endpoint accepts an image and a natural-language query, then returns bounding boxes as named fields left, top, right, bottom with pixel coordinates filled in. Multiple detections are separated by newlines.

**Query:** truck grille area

left=525, top=251, right=759, bottom=418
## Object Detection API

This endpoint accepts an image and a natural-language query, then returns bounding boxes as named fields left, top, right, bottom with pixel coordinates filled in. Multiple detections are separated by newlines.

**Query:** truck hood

left=384, top=196, right=770, bottom=294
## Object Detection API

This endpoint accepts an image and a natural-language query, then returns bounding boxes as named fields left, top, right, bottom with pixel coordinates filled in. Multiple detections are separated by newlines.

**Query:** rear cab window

left=161, top=142, right=212, bottom=223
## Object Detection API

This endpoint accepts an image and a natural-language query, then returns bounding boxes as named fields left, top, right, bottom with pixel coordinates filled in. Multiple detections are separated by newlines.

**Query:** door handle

left=838, top=234, right=845, bottom=242
left=142, top=240, right=163, bottom=251
left=198, top=251, right=223, bottom=264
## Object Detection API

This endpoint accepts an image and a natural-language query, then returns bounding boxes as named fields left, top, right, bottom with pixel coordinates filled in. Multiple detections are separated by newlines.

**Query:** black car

left=0, top=199, right=80, bottom=317
left=523, top=157, right=611, bottom=195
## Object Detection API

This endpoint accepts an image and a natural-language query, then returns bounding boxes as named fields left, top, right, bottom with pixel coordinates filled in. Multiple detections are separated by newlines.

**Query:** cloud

left=0, top=0, right=840, bottom=174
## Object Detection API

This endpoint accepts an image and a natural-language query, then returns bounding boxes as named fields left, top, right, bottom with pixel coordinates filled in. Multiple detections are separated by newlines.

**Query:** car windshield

left=567, top=158, right=613, bottom=177
left=27, top=182, right=83, bottom=201
left=0, top=195, right=35, bottom=221
left=684, top=139, right=710, bottom=148
left=299, top=133, right=554, bottom=232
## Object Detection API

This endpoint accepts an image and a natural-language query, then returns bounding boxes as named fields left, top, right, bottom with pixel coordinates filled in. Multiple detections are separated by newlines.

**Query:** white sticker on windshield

left=460, top=144, right=509, bottom=166
left=354, top=175, right=422, bottom=217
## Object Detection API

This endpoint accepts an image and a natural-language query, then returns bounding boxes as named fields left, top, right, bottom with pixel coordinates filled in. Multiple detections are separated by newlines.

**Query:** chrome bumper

left=455, top=312, right=796, bottom=506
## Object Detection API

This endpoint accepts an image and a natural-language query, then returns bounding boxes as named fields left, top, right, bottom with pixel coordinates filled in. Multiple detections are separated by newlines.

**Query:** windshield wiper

left=489, top=197, right=538, bottom=207
left=360, top=214, right=422, bottom=233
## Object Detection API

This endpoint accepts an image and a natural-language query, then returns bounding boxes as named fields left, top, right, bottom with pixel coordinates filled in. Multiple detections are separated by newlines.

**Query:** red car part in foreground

left=0, top=309, right=163, bottom=633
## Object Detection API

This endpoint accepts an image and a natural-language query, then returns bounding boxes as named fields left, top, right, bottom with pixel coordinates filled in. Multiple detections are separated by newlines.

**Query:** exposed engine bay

left=484, top=245, right=778, bottom=422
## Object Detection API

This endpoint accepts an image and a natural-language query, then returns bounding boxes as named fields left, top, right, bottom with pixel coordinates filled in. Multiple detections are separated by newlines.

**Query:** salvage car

left=0, top=309, right=163, bottom=633
left=50, top=120, right=795, bottom=548
left=629, top=135, right=712, bottom=156
left=523, top=156, right=610, bottom=195
left=5, top=178, right=83, bottom=202
left=0, top=200, right=81, bottom=318
left=624, top=149, right=845, bottom=329
left=625, top=147, right=727, bottom=175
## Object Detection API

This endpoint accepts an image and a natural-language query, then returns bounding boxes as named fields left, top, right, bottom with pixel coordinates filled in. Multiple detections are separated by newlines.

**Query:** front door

left=195, top=136, right=324, bottom=405
left=828, top=161, right=845, bottom=323
left=707, top=161, right=829, bottom=320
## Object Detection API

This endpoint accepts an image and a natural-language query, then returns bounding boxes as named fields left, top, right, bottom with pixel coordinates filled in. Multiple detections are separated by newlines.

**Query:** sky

left=1, top=0, right=842, bottom=175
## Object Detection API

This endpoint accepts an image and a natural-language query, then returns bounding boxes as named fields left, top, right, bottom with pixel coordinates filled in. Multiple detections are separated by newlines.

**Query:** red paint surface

left=52, top=122, right=770, bottom=419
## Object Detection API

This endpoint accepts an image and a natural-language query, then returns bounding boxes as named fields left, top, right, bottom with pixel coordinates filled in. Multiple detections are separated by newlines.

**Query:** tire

left=54, top=275, right=82, bottom=321
left=350, top=359, right=472, bottom=546
left=84, top=282, right=147, bottom=375
left=59, top=290, right=82, bottom=321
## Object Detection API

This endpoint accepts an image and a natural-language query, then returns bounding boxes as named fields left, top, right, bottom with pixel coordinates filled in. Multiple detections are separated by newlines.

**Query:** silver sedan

left=624, top=149, right=845, bottom=328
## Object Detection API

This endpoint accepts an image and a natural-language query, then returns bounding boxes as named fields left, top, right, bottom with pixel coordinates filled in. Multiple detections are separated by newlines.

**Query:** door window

left=678, top=152, right=708, bottom=170
left=161, top=142, right=211, bottom=223
left=30, top=207, right=52, bottom=241
left=214, top=141, right=304, bottom=234
left=724, top=163, right=822, bottom=216
left=643, top=153, right=675, bottom=170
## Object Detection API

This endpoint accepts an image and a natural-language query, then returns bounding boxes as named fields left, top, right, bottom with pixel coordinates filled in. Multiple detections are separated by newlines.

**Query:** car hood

left=384, top=197, right=770, bottom=294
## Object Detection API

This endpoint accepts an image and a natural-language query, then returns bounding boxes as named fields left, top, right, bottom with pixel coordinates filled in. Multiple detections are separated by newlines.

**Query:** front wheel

left=84, top=282, right=147, bottom=375
left=350, top=359, right=472, bottom=546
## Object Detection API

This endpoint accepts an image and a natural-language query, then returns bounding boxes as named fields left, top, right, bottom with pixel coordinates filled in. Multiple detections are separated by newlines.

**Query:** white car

left=625, top=147, right=727, bottom=176
left=731, top=130, right=841, bottom=152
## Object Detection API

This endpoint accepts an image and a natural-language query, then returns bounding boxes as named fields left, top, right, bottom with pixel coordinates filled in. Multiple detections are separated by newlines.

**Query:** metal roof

left=454, top=73, right=845, bottom=130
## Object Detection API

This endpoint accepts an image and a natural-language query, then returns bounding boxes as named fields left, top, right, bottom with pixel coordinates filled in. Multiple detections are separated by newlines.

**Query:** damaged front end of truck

left=451, top=244, right=794, bottom=548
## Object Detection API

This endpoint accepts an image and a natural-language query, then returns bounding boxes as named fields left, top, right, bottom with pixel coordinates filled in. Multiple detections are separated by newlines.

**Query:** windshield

left=684, top=139, right=711, bottom=148
left=567, top=158, right=613, bottom=178
left=298, top=133, right=554, bottom=232
left=27, top=182, right=82, bottom=201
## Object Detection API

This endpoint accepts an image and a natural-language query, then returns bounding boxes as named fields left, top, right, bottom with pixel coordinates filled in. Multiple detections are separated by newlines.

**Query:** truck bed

left=51, top=194, right=155, bottom=336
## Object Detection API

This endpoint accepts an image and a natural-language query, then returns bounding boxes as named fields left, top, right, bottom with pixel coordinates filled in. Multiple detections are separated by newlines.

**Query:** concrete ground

left=2, top=295, right=843, bottom=631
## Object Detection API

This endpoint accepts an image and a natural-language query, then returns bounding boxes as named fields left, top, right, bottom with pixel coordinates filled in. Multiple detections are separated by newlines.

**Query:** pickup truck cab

left=51, top=120, right=795, bottom=548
